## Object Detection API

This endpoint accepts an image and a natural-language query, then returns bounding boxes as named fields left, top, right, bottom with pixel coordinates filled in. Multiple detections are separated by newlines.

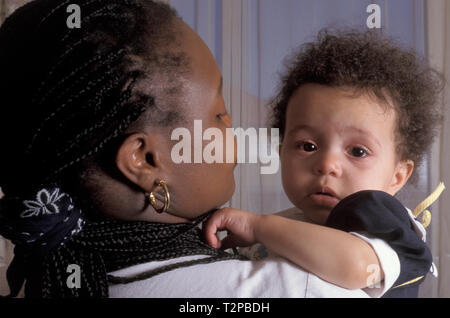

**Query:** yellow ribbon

left=392, top=275, right=424, bottom=289
left=413, top=182, right=446, bottom=228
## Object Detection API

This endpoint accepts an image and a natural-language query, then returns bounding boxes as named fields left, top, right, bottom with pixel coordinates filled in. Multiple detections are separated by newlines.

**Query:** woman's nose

left=313, top=151, right=342, bottom=177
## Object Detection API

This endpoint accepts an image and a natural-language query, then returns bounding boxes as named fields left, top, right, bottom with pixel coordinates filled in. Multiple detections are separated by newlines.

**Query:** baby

left=204, top=30, right=444, bottom=298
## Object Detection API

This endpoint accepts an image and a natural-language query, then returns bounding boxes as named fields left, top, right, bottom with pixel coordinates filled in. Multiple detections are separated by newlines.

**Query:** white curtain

left=426, top=0, right=450, bottom=298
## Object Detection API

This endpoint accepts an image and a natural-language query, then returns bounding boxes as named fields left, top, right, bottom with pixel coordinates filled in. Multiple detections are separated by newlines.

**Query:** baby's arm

left=204, top=208, right=383, bottom=290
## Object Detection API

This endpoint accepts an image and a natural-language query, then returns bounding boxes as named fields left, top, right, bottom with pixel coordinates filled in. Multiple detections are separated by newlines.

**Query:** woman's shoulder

left=109, top=254, right=306, bottom=297
left=108, top=254, right=370, bottom=298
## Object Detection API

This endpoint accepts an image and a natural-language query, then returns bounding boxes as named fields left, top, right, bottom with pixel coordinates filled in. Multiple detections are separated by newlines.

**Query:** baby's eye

left=299, top=142, right=317, bottom=152
left=349, top=147, right=368, bottom=158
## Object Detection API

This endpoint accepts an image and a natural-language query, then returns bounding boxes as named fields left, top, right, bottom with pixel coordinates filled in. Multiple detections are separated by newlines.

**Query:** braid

left=53, top=79, right=136, bottom=160
left=47, top=98, right=148, bottom=182
left=30, top=55, right=125, bottom=152
left=34, top=213, right=246, bottom=298
left=41, top=242, right=110, bottom=298
left=33, top=49, right=118, bottom=108
left=20, top=0, right=185, bottom=187
left=39, top=0, right=138, bottom=89
left=36, top=0, right=72, bottom=29
left=35, top=34, right=93, bottom=95
left=60, top=2, right=129, bottom=43
left=34, top=48, right=125, bottom=109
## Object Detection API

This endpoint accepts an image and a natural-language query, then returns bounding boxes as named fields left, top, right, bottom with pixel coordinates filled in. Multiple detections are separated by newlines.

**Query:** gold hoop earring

left=148, top=179, right=170, bottom=214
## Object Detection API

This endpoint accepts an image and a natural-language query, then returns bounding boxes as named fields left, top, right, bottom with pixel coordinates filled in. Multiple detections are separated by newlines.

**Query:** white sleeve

left=350, top=232, right=400, bottom=298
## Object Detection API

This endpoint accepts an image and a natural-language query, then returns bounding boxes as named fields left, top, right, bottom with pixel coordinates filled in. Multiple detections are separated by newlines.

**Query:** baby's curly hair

left=271, top=29, right=444, bottom=173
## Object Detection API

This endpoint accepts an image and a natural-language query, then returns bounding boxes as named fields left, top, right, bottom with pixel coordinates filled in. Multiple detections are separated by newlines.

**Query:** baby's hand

left=204, top=208, right=260, bottom=250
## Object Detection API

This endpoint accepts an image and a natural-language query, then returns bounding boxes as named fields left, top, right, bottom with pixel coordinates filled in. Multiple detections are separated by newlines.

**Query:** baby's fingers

left=203, top=212, right=226, bottom=249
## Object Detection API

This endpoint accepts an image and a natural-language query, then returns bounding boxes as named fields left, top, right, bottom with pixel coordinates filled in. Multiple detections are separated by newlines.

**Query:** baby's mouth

left=308, top=191, right=340, bottom=208
left=316, top=191, right=334, bottom=197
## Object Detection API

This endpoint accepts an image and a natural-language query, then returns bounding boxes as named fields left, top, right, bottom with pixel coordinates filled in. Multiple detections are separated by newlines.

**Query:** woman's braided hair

left=0, top=0, right=243, bottom=298
left=39, top=216, right=242, bottom=298
left=0, top=0, right=187, bottom=193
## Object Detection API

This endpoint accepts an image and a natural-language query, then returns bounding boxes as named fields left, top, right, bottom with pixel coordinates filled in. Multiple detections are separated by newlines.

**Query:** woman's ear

left=115, top=133, right=162, bottom=192
left=389, top=159, right=414, bottom=195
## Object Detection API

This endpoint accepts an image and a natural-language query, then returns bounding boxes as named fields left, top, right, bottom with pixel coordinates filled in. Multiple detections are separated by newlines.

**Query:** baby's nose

left=313, top=152, right=343, bottom=177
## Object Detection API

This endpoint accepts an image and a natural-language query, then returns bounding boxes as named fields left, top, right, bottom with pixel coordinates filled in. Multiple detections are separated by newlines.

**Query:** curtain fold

left=426, top=0, right=450, bottom=298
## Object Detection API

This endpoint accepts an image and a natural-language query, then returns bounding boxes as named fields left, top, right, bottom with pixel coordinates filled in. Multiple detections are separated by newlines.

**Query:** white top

left=108, top=253, right=370, bottom=298
left=108, top=207, right=401, bottom=298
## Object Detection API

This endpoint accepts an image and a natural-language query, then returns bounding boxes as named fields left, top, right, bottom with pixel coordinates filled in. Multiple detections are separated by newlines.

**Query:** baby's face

left=280, top=84, right=411, bottom=225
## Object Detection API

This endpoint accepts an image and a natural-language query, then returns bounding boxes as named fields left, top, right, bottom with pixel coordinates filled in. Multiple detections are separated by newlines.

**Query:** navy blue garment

left=0, top=185, right=84, bottom=297
left=325, top=190, right=432, bottom=298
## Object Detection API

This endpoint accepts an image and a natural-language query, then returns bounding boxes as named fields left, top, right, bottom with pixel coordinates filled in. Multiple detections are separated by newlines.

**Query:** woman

left=0, top=0, right=368, bottom=298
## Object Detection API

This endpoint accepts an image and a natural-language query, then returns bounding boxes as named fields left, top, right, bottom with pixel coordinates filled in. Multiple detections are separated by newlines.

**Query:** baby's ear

left=390, top=160, right=414, bottom=194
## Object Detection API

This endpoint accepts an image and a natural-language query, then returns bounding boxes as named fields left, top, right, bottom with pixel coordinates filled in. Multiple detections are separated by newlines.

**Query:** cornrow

left=36, top=0, right=72, bottom=29
left=20, top=1, right=183, bottom=186
left=32, top=1, right=142, bottom=106
left=60, top=3, right=127, bottom=43
left=34, top=48, right=125, bottom=109
left=30, top=51, right=126, bottom=152
left=36, top=34, right=95, bottom=90
left=52, top=79, right=137, bottom=160
left=50, top=67, right=124, bottom=136
left=47, top=102, right=147, bottom=182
